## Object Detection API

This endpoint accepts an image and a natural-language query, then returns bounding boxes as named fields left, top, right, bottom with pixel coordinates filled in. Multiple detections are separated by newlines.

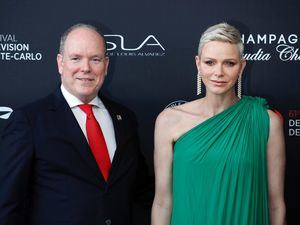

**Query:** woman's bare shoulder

left=267, top=109, right=283, bottom=130
left=156, top=107, right=183, bottom=128
left=155, top=99, right=203, bottom=130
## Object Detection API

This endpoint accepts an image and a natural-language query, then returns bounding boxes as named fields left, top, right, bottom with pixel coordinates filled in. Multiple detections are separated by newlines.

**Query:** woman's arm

left=151, top=110, right=175, bottom=225
left=267, top=110, right=286, bottom=225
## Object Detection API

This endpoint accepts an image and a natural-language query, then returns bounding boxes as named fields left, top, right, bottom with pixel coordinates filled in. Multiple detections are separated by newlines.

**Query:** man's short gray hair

left=59, top=23, right=107, bottom=54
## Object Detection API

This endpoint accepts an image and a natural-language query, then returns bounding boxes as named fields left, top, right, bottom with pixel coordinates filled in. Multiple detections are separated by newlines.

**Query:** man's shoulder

left=11, top=89, right=63, bottom=120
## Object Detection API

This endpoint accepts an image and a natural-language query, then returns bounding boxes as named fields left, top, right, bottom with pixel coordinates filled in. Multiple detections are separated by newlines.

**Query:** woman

left=151, top=22, right=286, bottom=225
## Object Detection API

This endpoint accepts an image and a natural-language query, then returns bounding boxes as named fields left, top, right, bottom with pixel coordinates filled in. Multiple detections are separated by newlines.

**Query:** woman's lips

left=211, top=80, right=227, bottom=86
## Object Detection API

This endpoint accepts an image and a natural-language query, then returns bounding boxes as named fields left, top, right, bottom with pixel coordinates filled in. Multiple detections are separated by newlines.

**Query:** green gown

left=171, top=96, right=270, bottom=225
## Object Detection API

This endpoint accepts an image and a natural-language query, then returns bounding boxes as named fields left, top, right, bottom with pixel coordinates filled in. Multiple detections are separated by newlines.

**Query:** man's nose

left=81, top=59, right=91, bottom=73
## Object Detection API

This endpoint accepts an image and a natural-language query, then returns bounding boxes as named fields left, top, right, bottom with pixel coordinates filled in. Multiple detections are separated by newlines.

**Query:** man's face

left=57, top=27, right=109, bottom=103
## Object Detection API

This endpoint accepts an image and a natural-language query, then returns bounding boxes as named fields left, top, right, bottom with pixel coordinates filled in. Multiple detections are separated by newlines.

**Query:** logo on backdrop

left=241, top=33, right=300, bottom=61
left=165, top=100, right=187, bottom=108
left=0, top=106, right=13, bottom=119
left=0, top=34, right=43, bottom=61
left=104, top=34, right=165, bottom=57
left=288, top=109, right=300, bottom=137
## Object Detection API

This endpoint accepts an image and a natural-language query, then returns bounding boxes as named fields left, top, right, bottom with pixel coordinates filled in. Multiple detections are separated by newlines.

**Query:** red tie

left=79, top=104, right=111, bottom=181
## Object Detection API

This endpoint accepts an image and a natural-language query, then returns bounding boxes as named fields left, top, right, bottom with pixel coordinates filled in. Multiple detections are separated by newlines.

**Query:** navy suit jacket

left=0, top=88, right=148, bottom=225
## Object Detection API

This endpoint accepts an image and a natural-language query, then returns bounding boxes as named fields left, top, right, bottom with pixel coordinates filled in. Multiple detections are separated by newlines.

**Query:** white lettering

left=289, top=119, right=300, bottom=127
left=244, top=34, right=255, bottom=44
left=257, top=34, right=267, bottom=44
left=289, top=129, right=300, bottom=136
left=105, top=34, right=165, bottom=51
left=278, top=34, right=286, bottom=44
left=0, top=34, right=17, bottom=42
left=276, top=44, right=300, bottom=61
left=13, top=52, right=42, bottom=60
left=243, top=49, right=271, bottom=61
left=0, top=52, right=11, bottom=60
left=288, top=34, right=298, bottom=44
left=242, top=34, right=299, bottom=45
left=269, top=34, right=276, bottom=44
left=0, top=43, right=29, bottom=51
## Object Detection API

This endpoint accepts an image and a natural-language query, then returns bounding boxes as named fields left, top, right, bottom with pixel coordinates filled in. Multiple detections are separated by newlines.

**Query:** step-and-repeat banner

left=1, top=0, right=299, bottom=224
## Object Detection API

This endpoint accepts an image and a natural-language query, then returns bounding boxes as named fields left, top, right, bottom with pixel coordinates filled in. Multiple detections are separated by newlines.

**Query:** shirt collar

left=60, top=84, right=105, bottom=109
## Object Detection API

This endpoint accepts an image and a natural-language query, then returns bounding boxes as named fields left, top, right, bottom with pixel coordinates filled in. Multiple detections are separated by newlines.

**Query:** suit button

left=105, top=219, right=112, bottom=225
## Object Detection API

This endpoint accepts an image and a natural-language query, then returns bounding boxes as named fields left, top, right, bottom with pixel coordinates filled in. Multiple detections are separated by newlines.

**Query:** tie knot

left=79, top=104, right=93, bottom=116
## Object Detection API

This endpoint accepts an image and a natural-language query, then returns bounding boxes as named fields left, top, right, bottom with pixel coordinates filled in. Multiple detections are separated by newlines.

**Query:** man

left=0, top=23, right=151, bottom=225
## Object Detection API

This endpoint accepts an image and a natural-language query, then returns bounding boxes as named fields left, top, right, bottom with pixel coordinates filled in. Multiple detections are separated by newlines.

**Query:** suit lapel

left=100, top=96, right=128, bottom=184
left=50, top=89, right=106, bottom=185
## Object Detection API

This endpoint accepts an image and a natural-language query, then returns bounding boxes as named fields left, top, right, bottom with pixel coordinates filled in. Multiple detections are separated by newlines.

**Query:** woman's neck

left=201, top=92, right=239, bottom=116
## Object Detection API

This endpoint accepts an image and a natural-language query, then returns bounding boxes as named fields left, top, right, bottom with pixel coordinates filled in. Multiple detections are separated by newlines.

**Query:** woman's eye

left=205, top=60, right=214, bottom=65
left=225, top=61, right=236, bottom=66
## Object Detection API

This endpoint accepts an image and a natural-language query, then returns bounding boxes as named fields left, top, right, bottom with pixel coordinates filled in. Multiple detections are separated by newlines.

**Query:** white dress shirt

left=60, top=85, right=117, bottom=162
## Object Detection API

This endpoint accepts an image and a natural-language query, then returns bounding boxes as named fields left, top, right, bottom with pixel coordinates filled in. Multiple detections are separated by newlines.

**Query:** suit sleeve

left=0, top=110, right=34, bottom=225
left=129, top=111, right=154, bottom=207
left=134, top=151, right=154, bottom=206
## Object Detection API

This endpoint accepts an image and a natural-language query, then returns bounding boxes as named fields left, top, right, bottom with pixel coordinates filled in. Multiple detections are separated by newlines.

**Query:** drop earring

left=237, top=74, right=242, bottom=98
left=197, top=72, right=202, bottom=95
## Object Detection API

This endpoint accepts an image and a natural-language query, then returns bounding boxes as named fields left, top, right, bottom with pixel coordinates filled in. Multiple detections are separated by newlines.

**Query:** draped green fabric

left=171, top=96, right=270, bottom=225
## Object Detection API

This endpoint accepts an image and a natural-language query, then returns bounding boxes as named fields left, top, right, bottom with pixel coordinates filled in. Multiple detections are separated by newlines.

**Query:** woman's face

left=196, top=41, right=246, bottom=97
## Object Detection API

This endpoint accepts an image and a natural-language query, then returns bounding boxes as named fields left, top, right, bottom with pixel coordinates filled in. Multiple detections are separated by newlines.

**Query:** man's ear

left=57, top=54, right=63, bottom=75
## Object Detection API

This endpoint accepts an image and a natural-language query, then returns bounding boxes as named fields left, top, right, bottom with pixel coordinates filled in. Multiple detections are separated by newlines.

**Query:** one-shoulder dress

left=171, top=96, right=270, bottom=225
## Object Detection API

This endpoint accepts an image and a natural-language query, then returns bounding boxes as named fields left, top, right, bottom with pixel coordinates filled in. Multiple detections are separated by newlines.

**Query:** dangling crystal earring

left=237, top=74, right=242, bottom=98
left=197, top=72, right=202, bottom=95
